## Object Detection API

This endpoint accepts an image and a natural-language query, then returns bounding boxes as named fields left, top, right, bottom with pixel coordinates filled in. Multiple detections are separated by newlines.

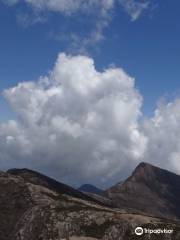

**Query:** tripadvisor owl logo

left=135, top=227, right=144, bottom=236
left=135, top=226, right=174, bottom=236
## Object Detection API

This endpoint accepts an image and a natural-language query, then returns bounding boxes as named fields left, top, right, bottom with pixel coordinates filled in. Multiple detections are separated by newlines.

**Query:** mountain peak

left=134, top=162, right=157, bottom=172
left=130, top=162, right=180, bottom=185
left=126, top=162, right=156, bottom=183
left=136, top=161, right=154, bottom=168
left=105, top=162, right=180, bottom=219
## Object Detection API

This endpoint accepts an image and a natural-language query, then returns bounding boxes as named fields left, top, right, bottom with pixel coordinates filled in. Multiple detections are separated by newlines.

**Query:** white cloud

left=1, top=52, right=180, bottom=186
left=0, top=53, right=147, bottom=186
left=2, top=0, right=148, bottom=20
left=2, top=0, right=114, bottom=15
left=1, top=0, right=150, bottom=23
left=119, top=0, right=149, bottom=21
left=143, top=99, right=180, bottom=173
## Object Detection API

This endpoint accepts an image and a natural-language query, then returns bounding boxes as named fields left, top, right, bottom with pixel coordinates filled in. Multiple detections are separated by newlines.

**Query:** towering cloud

left=0, top=53, right=147, bottom=185
left=1, top=53, right=180, bottom=186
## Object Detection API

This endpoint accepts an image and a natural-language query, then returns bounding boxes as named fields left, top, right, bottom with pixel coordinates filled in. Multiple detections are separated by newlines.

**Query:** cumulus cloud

left=143, top=99, right=180, bottom=173
left=0, top=53, right=147, bottom=186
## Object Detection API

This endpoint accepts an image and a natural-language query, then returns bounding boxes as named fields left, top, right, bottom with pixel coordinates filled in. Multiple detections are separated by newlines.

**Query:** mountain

left=78, top=184, right=103, bottom=194
left=0, top=164, right=180, bottom=239
left=104, top=162, right=180, bottom=220
left=7, top=168, right=107, bottom=207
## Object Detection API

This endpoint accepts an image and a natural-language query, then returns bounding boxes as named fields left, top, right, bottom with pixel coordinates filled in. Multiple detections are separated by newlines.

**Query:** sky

left=0, top=0, right=180, bottom=188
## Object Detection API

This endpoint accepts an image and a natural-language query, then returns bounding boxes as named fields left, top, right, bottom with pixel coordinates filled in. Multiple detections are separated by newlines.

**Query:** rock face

left=0, top=164, right=179, bottom=240
left=105, top=162, right=180, bottom=220
left=78, top=184, right=103, bottom=195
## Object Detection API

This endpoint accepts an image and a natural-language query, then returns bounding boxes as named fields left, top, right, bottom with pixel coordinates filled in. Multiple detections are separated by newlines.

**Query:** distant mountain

left=78, top=184, right=103, bottom=194
left=104, top=162, right=180, bottom=220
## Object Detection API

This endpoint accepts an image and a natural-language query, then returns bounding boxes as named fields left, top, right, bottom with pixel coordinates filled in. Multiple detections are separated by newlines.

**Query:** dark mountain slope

left=105, top=162, right=180, bottom=220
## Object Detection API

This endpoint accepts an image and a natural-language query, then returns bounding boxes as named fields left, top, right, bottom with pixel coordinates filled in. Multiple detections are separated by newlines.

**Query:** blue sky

left=0, top=0, right=180, bottom=186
